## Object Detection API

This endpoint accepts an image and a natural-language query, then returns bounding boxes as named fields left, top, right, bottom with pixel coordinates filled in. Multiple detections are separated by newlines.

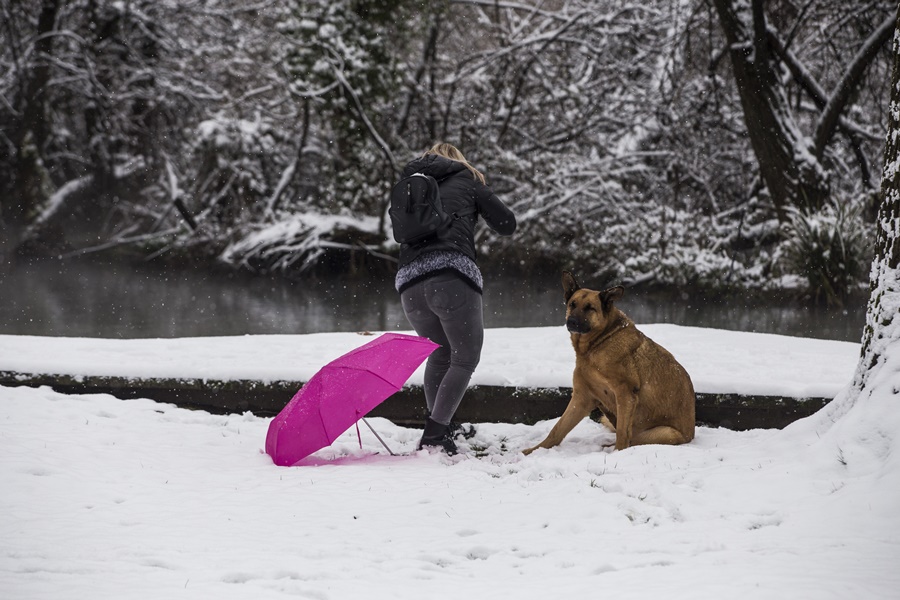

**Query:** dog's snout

left=566, top=316, right=591, bottom=334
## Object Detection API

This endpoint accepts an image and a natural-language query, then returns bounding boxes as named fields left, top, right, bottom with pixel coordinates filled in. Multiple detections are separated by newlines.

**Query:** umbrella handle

left=361, top=418, right=397, bottom=456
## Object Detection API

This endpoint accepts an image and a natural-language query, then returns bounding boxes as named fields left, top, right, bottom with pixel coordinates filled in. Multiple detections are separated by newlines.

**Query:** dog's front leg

left=523, top=387, right=593, bottom=455
left=613, top=387, right=637, bottom=450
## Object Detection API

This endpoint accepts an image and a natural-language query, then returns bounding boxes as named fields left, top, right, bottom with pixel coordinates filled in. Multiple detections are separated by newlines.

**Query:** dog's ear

left=599, top=286, right=624, bottom=310
left=562, top=271, right=580, bottom=303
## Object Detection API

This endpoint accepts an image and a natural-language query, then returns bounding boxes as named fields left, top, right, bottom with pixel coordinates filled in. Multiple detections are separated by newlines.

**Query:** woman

left=395, top=143, right=517, bottom=454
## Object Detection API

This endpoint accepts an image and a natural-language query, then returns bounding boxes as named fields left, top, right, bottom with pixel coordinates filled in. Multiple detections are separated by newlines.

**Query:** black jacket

left=397, top=155, right=516, bottom=267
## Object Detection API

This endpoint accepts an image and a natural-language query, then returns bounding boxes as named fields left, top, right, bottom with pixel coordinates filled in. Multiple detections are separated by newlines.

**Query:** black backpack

left=389, top=173, right=475, bottom=245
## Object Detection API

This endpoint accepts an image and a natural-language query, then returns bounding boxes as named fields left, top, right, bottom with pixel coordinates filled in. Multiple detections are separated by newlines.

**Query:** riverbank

left=0, top=326, right=860, bottom=429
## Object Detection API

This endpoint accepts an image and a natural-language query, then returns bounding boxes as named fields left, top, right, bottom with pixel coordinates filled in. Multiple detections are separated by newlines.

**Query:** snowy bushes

left=189, top=113, right=281, bottom=226
left=485, top=142, right=775, bottom=292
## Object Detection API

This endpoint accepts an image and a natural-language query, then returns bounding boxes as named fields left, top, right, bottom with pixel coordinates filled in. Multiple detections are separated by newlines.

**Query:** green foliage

left=780, top=198, right=872, bottom=305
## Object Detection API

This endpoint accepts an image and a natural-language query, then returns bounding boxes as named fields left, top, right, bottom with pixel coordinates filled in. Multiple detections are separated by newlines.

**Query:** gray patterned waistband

left=395, top=250, right=484, bottom=293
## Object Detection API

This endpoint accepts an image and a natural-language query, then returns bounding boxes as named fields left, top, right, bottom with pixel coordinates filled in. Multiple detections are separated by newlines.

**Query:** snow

left=22, top=175, right=93, bottom=236
left=0, top=325, right=860, bottom=398
left=2, top=325, right=898, bottom=599
left=220, top=212, right=381, bottom=272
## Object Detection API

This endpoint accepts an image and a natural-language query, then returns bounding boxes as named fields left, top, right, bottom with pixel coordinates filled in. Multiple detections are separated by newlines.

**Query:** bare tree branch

left=813, top=13, right=895, bottom=157
left=329, top=62, right=399, bottom=175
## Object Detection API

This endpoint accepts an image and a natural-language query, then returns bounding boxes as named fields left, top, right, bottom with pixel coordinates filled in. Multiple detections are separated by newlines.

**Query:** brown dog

left=523, top=272, right=695, bottom=454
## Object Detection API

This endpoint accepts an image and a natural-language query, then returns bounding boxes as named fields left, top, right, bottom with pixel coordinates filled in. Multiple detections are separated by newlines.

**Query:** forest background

left=1, top=0, right=896, bottom=305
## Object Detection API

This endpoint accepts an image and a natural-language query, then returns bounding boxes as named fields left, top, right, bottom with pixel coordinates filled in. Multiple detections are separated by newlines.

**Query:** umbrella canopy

left=265, top=332, right=438, bottom=466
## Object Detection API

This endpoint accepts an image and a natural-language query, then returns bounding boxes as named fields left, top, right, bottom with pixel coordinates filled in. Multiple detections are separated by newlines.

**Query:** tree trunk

left=712, top=0, right=830, bottom=218
left=19, top=0, right=60, bottom=151
left=8, top=0, right=61, bottom=228
left=854, top=8, right=900, bottom=399
left=777, top=11, right=897, bottom=450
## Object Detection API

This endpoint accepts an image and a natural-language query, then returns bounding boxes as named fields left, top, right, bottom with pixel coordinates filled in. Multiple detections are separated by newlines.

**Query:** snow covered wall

left=0, top=326, right=859, bottom=400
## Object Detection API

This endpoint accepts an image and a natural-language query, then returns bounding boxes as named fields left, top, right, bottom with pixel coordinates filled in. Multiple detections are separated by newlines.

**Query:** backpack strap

left=451, top=205, right=477, bottom=220
left=411, top=171, right=477, bottom=220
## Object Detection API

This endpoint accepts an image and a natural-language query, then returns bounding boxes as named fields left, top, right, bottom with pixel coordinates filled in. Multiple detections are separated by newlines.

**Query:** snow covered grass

left=2, top=375, right=899, bottom=597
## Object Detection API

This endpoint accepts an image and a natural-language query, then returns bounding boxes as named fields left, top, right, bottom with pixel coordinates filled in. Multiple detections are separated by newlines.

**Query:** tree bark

left=712, top=0, right=829, bottom=218
left=854, top=8, right=900, bottom=397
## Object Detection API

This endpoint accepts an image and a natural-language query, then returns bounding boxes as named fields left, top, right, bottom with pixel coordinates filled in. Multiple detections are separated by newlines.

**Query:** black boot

left=418, top=418, right=458, bottom=455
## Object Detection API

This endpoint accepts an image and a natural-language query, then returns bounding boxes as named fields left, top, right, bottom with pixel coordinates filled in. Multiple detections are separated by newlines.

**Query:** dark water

left=0, top=258, right=866, bottom=342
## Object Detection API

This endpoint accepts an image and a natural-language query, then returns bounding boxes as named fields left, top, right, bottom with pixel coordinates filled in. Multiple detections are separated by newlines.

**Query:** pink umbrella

left=265, top=332, right=438, bottom=466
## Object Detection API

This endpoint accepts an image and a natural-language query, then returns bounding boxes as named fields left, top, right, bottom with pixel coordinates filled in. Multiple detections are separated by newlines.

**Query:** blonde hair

left=424, top=142, right=486, bottom=184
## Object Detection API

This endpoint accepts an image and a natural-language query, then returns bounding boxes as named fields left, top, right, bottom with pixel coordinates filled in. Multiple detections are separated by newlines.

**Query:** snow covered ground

left=2, top=326, right=898, bottom=599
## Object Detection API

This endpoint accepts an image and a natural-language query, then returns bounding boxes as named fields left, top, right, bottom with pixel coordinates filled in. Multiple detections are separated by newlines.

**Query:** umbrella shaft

left=362, top=418, right=396, bottom=456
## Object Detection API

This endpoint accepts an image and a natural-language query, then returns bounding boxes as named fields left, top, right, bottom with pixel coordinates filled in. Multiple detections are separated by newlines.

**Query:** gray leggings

left=400, top=271, right=483, bottom=426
